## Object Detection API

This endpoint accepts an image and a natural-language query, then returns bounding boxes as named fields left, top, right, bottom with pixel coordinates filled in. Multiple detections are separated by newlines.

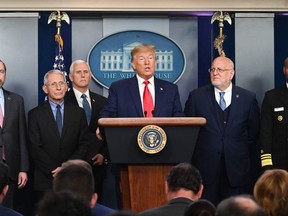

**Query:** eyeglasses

left=46, top=81, right=67, bottom=88
left=208, top=67, right=233, bottom=73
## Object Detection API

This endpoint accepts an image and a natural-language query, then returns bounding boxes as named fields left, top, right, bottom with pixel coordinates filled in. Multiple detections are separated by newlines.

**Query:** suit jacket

left=0, top=89, right=29, bottom=181
left=137, top=197, right=193, bottom=216
left=65, top=89, right=108, bottom=160
left=184, top=84, right=260, bottom=187
left=28, top=100, right=89, bottom=191
left=0, top=204, right=23, bottom=216
left=101, top=76, right=184, bottom=117
left=91, top=203, right=115, bottom=216
left=260, top=84, right=288, bottom=170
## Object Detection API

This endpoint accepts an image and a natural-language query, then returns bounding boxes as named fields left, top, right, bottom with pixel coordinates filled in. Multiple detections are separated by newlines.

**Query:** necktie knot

left=219, top=92, right=226, bottom=111
left=144, top=80, right=150, bottom=86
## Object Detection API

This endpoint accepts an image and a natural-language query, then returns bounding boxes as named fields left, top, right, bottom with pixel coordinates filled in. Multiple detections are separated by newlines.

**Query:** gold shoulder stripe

left=261, top=153, right=273, bottom=167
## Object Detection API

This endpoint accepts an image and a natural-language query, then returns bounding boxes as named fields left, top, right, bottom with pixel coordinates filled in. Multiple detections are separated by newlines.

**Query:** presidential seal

left=137, top=125, right=167, bottom=154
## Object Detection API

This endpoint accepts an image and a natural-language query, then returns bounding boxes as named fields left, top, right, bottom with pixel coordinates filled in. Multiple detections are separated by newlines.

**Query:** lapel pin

left=278, top=115, right=283, bottom=121
left=236, top=94, right=239, bottom=98
left=160, top=88, right=163, bottom=91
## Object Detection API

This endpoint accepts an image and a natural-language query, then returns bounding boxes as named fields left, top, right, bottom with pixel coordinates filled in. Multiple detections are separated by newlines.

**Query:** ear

left=131, top=62, right=136, bottom=71
left=2, top=185, right=9, bottom=196
left=42, top=85, right=48, bottom=94
left=69, top=73, right=73, bottom=82
left=196, top=184, right=204, bottom=199
left=164, top=181, right=169, bottom=195
left=90, top=193, right=98, bottom=208
left=283, top=66, right=286, bottom=75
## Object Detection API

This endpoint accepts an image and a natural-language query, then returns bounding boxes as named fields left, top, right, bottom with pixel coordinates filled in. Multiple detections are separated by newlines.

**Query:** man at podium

left=100, top=44, right=184, bottom=118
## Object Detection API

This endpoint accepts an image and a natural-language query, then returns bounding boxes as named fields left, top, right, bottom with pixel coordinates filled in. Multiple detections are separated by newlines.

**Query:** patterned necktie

left=219, top=92, right=226, bottom=111
left=143, top=80, right=154, bottom=117
left=56, top=104, right=62, bottom=135
left=81, top=94, right=91, bottom=124
left=0, top=104, right=4, bottom=161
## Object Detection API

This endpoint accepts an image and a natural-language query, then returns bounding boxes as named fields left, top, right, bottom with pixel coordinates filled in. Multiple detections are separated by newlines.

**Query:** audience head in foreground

left=137, top=163, right=203, bottom=216
left=53, top=160, right=96, bottom=208
left=165, top=162, right=203, bottom=201
left=53, top=159, right=115, bottom=216
left=185, top=199, right=216, bottom=216
left=253, top=169, right=288, bottom=216
left=37, top=191, right=92, bottom=216
left=216, top=195, right=266, bottom=216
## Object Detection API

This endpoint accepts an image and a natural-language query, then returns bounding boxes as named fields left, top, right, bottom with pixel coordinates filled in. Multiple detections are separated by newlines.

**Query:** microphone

left=144, top=111, right=147, bottom=117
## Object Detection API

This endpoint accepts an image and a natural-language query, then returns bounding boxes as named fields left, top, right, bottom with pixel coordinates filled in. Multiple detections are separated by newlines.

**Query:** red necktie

left=0, top=104, right=5, bottom=161
left=143, top=80, right=154, bottom=117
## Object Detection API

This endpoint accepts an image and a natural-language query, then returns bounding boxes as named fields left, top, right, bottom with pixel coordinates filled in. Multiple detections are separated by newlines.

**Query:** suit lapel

left=89, top=91, right=101, bottom=125
left=2, top=90, right=11, bottom=128
left=43, top=101, right=61, bottom=139
left=225, top=85, right=239, bottom=133
left=154, top=78, right=165, bottom=117
left=278, top=85, right=288, bottom=108
left=128, top=76, right=143, bottom=116
left=61, top=101, right=72, bottom=139
left=206, top=86, right=223, bottom=132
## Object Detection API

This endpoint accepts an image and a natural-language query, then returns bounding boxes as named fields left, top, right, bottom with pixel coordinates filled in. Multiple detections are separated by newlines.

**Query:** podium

left=98, top=117, right=206, bottom=212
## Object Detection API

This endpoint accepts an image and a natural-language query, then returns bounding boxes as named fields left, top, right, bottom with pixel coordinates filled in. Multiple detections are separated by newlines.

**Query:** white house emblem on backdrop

left=88, top=30, right=186, bottom=89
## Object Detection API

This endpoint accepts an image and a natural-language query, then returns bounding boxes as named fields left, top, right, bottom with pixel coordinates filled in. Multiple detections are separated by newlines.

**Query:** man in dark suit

left=28, top=70, right=89, bottom=203
left=184, top=56, right=260, bottom=205
left=0, top=162, right=23, bottom=216
left=137, top=163, right=203, bottom=216
left=260, top=57, right=288, bottom=171
left=65, top=60, right=107, bottom=202
left=0, top=60, right=29, bottom=208
left=100, top=44, right=183, bottom=118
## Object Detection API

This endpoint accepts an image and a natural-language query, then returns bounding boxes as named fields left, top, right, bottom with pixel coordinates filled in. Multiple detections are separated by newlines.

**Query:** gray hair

left=69, top=60, right=91, bottom=75
left=43, top=70, right=66, bottom=85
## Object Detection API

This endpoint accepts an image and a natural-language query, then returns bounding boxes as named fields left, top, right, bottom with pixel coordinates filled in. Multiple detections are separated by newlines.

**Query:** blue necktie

left=219, top=92, right=226, bottom=111
left=81, top=94, right=91, bottom=124
left=56, top=104, right=62, bottom=135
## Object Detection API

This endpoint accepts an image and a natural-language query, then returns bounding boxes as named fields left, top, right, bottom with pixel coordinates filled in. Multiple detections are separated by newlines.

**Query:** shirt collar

left=136, top=74, right=154, bottom=86
left=214, top=83, right=232, bottom=94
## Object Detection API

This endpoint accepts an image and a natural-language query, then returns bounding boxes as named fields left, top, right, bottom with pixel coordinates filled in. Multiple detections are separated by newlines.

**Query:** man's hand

left=92, top=153, right=105, bottom=165
left=18, top=172, right=28, bottom=189
left=96, top=127, right=103, bottom=141
left=52, top=167, right=62, bottom=178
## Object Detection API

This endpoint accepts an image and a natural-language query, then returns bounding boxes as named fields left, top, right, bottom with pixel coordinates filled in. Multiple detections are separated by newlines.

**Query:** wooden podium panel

left=99, top=117, right=206, bottom=212
left=120, top=165, right=172, bottom=212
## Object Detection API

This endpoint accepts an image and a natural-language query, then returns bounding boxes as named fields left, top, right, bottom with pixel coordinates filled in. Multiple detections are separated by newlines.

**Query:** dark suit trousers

left=201, top=156, right=247, bottom=206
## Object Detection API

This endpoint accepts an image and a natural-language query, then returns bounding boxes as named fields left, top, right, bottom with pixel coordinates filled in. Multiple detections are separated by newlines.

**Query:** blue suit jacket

left=184, top=84, right=260, bottom=187
left=0, top=204, right=23, bottom=216
left=101, top=76, right=184, bottom=117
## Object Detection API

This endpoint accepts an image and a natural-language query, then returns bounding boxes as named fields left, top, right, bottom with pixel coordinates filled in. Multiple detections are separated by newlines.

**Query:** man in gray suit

left=0, top=60, right=29, bottom=208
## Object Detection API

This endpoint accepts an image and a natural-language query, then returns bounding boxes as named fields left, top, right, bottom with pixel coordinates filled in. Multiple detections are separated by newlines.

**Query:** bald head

left=216, top=195, right=266, bottom=216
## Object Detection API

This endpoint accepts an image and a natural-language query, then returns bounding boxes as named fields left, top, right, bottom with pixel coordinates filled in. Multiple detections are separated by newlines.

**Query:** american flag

left=53, top=34, right=69, bottom=87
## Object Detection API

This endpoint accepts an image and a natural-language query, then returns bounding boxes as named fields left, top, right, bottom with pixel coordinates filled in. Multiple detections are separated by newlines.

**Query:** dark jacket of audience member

left=0, top=162, right=23, bottom=216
